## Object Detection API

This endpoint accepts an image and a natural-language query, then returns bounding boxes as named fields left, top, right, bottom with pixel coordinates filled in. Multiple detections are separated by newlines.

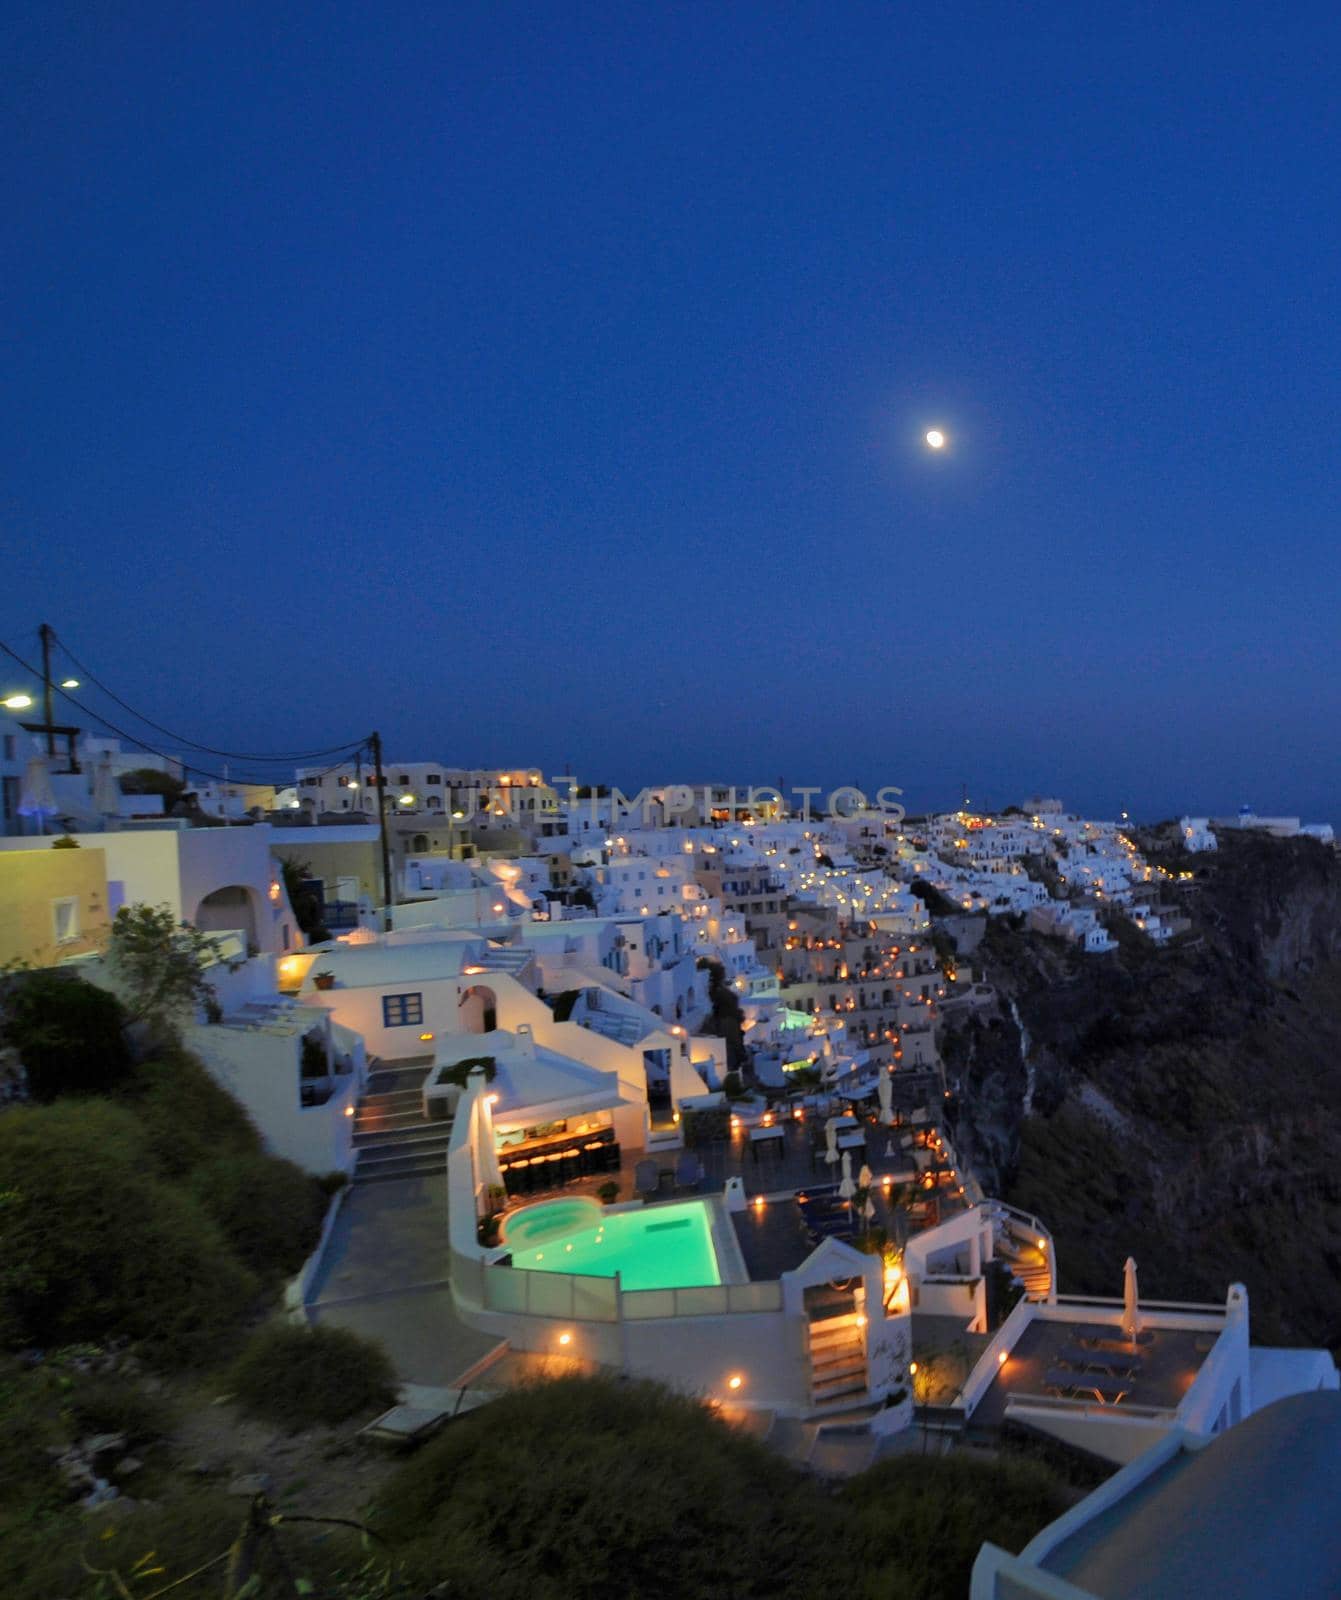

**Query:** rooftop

left=967, top=1312, right=1214, bottom=1429
left=1038, top=1392, right=1341, bottom=1599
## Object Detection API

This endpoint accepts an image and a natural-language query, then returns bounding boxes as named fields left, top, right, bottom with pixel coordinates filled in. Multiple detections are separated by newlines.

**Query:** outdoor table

left=749, top=1124, right=785, bottom=1163
left=837, top=1128, right=868, bottom=1151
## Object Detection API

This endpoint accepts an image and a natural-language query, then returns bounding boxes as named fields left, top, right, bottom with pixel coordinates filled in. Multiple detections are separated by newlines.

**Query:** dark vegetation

left=227, top=1322, right=397, bottom=1431
left=973, top=832, right=1341, bottom=1350
left=373, top=1375, right=1070, bottom=1600
left=0, top=974, right=331, bottom=1360
left=910, top=878, right=959, bottom=917
left=698, top=956, right=747, bottom=1069
left=278, top=854, right=332, bottom=943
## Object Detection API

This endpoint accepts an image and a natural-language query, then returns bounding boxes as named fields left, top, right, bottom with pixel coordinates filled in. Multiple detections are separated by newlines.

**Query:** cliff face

left=946, top=833, right=1341, bottom=1350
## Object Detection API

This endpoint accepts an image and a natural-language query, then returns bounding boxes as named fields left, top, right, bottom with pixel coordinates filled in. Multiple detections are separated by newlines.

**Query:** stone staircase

left=352, top=1062, right=452, bottom=1184
left=806, top=1310, right=870, bottom=1412
left=992, top=1209, right=1054, bottom=1301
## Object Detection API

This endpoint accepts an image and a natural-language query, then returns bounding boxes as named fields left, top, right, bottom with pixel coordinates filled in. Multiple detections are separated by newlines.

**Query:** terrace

left=967, top=1315, right=1211, bottom=1430
left=495, top=1108, right=973, bottom=1283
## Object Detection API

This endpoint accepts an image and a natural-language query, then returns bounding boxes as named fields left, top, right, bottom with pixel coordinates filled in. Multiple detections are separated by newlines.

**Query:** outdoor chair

left=634, top=1159, right=664, bottom=1200
left=673, top=1151, right=704, bottom=1192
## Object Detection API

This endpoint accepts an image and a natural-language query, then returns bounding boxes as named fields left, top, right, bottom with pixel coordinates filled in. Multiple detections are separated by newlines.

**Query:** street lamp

left=2, top=693, right=34, bottom=710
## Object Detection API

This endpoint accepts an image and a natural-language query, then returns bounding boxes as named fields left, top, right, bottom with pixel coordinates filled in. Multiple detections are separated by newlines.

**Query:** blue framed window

left=382, top=992, right=424, bottom=1027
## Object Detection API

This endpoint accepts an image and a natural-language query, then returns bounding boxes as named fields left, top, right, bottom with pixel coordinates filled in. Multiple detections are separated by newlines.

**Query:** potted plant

left=597, top=1180, right=620, bottom=1205
left=486, top=1183, right=507, bottom=1210
left=313, top=969, right=336, bottom=991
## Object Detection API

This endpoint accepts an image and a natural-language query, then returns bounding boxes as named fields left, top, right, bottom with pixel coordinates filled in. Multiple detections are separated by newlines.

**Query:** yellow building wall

left=0, top=847, right=111, bottom=968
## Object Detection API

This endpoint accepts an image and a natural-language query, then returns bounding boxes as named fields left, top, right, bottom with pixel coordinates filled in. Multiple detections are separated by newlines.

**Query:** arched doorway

left=458, top=983, right=498, bottom=1033
left=194, top=885, right=261, bottom=951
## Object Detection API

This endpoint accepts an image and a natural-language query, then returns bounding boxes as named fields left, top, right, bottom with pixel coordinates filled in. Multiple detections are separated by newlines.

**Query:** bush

left=66, top=1371, right=174, bottom=1446
left=839, top=1453, right=1070, bottom=1599
left=0, top=1101, right=256, bottom=1363
left=189, top=1153, right=328, bottom=1281
left=374, top=1375, right=833, bottom=1600
left=117, top=1048, right=262, bottom=1177
left=1, top=971, right=132, bottom=1101
left=0, top=1363, right=63, bottom=1513
left=228, top=1322, right=397, bottom=1431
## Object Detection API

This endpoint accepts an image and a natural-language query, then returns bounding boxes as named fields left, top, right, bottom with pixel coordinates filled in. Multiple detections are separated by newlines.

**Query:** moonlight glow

left=925, top=429, right=946, bottom=449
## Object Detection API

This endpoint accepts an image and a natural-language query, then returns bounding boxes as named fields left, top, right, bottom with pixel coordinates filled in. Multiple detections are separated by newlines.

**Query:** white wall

left=184, top=1018, right=362, bottom=1174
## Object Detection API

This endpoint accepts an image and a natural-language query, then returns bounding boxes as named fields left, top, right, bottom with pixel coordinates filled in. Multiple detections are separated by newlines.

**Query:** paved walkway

left=307, top=1174, right=501, bottom=1386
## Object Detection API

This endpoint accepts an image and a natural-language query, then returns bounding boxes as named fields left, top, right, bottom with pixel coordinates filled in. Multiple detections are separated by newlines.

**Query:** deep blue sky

left=6, top=4, right=1341, bottom=820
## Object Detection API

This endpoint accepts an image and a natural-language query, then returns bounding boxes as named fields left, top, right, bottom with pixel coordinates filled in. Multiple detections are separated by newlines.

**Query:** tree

left=105, top=904, right=221, bottom=1027
left=278, top=855, right=331, bottom=943
left=118, top=767, right=189, bottom=808
left=1, top=971, right=132, bottom=1101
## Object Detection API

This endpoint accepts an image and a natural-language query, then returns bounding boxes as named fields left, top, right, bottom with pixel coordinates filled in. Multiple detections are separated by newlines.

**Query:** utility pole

left=39, top=622, right=55, bottom=757
left=369, top=731, right=394, bottom=931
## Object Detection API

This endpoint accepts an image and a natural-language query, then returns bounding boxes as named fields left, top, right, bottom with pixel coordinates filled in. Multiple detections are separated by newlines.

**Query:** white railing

left=482, top=1266, right=620, bottom=1323
left=621, top=1281, right=783, bottom=1319
left=481, top=1262, right=783, bottom=1324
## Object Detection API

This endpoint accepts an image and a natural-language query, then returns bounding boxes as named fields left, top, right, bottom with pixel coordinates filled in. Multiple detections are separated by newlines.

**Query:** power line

left=0, top=636, right=369, bottom=789
left=50, top=630, right=367, bottom=763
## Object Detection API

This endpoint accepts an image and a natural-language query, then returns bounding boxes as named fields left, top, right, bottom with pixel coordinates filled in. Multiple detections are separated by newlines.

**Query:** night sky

left=6, top=4, right=1341, bottom=820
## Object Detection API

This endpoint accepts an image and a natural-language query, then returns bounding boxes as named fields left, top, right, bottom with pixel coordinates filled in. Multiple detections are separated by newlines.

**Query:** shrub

left=374, top=1375, right=833, bottom=1600
left=189, top=1153, right=328, bottom=1281
left=0, top=1362, right=63, bottom=1513
left=437, top=1055, right=496, bottom=1088
left=0, top=1101, right=256, bottom=1363
left=839, top=1453, right=1069, bottom=1599
left=1, top=971, right=132, bottom=1101
left=117, top=1048, right=261, bottom=1177
left=228, top=1323, right=397, bottom=1431
left=66, top=1371, right=174, bottom=1446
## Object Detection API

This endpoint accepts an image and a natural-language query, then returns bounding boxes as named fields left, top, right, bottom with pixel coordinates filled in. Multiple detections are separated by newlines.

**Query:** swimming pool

left=501, top=1196, right=722, bottom=1290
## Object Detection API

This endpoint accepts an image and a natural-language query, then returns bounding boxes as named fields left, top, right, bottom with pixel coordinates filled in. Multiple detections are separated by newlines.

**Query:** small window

left=382, top=992, right=424, bottom=1027
left=52, top=897, right=80, bottom=944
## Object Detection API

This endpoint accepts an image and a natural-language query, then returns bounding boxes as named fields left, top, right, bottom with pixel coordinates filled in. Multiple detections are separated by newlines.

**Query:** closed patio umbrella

left=824, top=1117, right=840, bottom=1166
left=877, top=1069, right=894, bottom=1127
left=92, top=757, right=120, bottom=818
left=18, top=756, right=57, bottom=830
left=1122, top=1256, right=1141, bottom=1342
left=838, top=1151, right=856, bottom=1202
left=858, top=1163, right=873, bottom=1192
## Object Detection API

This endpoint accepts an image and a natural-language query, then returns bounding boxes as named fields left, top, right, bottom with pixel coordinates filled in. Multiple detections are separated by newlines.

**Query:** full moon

left=925, top=428, right=946, bottom=450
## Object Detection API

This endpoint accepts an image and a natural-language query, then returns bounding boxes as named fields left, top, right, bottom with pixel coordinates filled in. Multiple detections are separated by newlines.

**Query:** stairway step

left=354, top=1134, right=452, bottom=1160
left=355, top=1149, right=449, bottom=1181
left=811, top=1356, right=868, bottom=1384
left=359, top=1088, right=426, bottom=1110
left=809, top=1342, right=864, bottom=1364
left=353, top=1126, right=448, bottom=1150
left=811, top=1373, right=869, bottom=1403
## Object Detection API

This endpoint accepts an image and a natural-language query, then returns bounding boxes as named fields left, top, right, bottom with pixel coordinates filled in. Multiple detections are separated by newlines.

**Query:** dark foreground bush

left=2, top=970, right=132, bottom=1101
left=0, top=1101, right=256, bottom=1362
left=374, top=1376, right=1073, bottom=1600
left=374, top=1375, right=835, bottom=1600
left=228, top=1322, right=397, bottom=1431
left=117, top=1047, right=262, bottom=1177
left=839, top=1452, right=1072, bottom=1599
left=189, top=1152, right=328, bottom=1281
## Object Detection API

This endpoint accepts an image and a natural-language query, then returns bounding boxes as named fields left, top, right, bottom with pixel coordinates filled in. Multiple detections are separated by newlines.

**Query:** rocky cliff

left=943, top=832, right=1341, bottom=1350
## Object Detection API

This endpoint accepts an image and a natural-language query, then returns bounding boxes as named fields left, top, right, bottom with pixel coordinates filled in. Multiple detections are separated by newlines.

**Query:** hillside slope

left=945, top=832, right=1341, bottom=1349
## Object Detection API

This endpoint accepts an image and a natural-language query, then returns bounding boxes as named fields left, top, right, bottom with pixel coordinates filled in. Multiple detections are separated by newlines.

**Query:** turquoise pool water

left=502, top=1197, right=721, bottom=1290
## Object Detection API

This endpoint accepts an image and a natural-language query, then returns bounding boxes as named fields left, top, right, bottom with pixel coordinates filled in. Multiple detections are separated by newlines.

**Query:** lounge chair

left=1057, top=1345, right=1143, bottom=1378
left=1043, top=1367, right=1129, bottom=1405
left=673, top=1151, right=704, bottom=1192
left=634, top=1159, right=664, bottom=1200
